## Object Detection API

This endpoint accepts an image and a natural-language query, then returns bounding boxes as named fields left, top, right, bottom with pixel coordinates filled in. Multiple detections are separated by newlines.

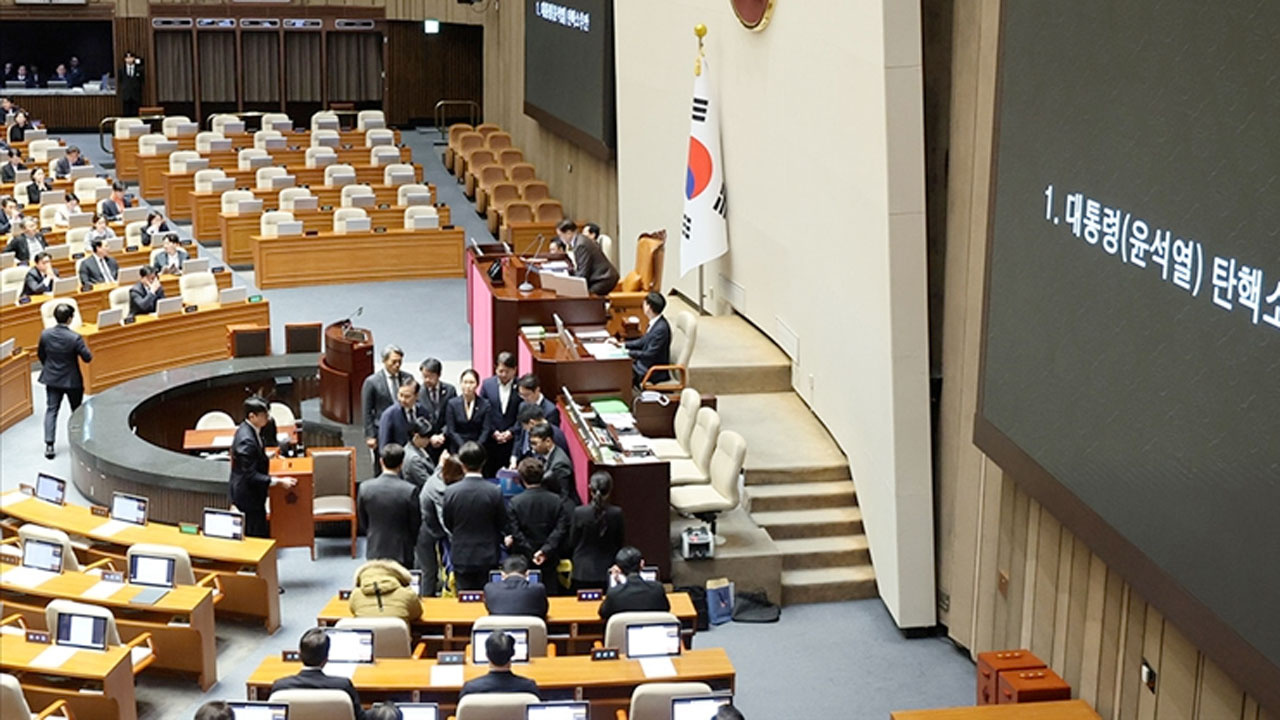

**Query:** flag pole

left=695, top=23, right=709, bottom=316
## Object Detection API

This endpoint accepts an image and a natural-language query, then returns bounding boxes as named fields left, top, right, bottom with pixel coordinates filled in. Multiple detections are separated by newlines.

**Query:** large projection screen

left=523, top=0, right=615, bottom=159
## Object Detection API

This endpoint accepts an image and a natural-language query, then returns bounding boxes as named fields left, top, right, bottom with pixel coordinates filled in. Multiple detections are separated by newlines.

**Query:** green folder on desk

left=590, top=399, right=631, bottom=415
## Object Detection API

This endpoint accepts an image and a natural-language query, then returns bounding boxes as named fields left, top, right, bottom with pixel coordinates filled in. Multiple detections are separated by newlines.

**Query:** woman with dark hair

left=568, top=471, right=625, bottom=590
left=444, top=368, right=493, bottom=452
left=142, top=210, right=170, bottom=246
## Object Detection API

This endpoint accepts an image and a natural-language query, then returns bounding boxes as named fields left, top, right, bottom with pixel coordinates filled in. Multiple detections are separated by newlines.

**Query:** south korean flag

left=680, top=57, right=728, bottom=277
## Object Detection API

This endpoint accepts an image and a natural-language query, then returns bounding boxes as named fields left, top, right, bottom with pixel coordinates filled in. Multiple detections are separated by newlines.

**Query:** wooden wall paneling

left=1157, top=622, right=1197, bottom=720
left=1094, top=566, right=1126, bottom=718
left=1137, top=606, right=1164, bottom=720
left=1019, top=497, right=1041, bottom=649
left=990, top=472, right=1017, bottom=647
left=1063, top=535, right=1092, bottom=692
left=1003, top=478, right=1030, bottom=649
left=1030, top=508, right=1060, bottom=660
left=1050, top=527, right=1074, bottom=670
left=1194, top=654, right=1244, bottom=720
left=1077, top=553, right=1107, bottom=705
left=972, top=456, right=1003, bottom=653
left=1118, top=588, right=1146, bottom=720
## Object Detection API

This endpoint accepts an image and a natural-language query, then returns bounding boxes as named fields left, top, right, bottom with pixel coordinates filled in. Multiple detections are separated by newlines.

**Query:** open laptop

left=471, top=628, right=530, bottom=664
left=42, top=190, right=64, bottom=205
left=526, top=702, right=589, bottom=720
left=184, top=257, right=210, bottom=274
left=117, top=265, right=143, bottom=284
left=111, top=492, right=149, bottom=525
left=326, top=628, right=375, bottom=664
left=624, top=622, right=681, bottom=659
left=156, top=296, right=184, bottom=316
left=396, top=703, right=438, bottom=720
left=128, top=553, right=176, bottom=604
left=341, top=216, right=371, bottom=233
left=21, top=537, right=65, bottom=574
left=51, top=277, right=78, bottom=296
left=55, top=612, right=109, bottom=651
left=67, top=211, right=93, bottom=229
left=386, top=168, right=414, bottom=186
left=670, top=693, right=734, bottom=720
left=34, top=473, right=67, bottom=505
left=219, top=287, right=247, bottom=304
left=69, top=165, right=96, bottom=181
left=122, top=206, right=148, bottom=223
left=489, top=569, right=541, bottom=585
left=202, top=508, right=245, bottom=540
left=402, top=191, right=431, bottom=207
left=226, top=702, right=288, bottom=720
left=46, top=244, right=71, bottom=261
left=273, top=220, right=303, bottom=236
left=47, top=80, right=69, bottom=89
left=95, top=308, right=123, bottom=328
left=0, top=339, right=13, bottom=358
left=25, top=129, right=48, bottom=142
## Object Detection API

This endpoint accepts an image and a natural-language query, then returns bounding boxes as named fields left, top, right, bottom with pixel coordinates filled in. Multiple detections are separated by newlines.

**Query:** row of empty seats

left=193, top=162, right=420, bottom=192
left=115, top=109, right=389, bottom=143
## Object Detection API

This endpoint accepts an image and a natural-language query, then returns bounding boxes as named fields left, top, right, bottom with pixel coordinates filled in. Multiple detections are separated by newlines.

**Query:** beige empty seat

left=124, top=221, right=146, bottom=247
left=310, top=110, right=341, bottom=132
left=211, top=114, right=243, bottom=135
left=369, top=146, right=399, bottom=166
left=668, top=407, right=720, bottom=486
left=518, top=180, right=550, bottom=204
left=396, top=183, right=432, bottom=206
left=404, top=206, right=439, bottom=230
left=238, top=148, right=271, bottom=171
left=312, top=448, right=357, bottom=557
left=365, top=128, right=394, bottom=148
left=497, top=148, right=524, bottom=167
left=269, top=402, right=296, bottom=426
left=114, top=117, right=145, bottom=138
left=382, top=163, right=415, bottom=186
left=305, top=146, right=338, bottom=168
left=137, top=133, right=169, bottom=157
left=1, top=266, right=30, bottom=293
left=40, top=298, right=82, bottom=330
left=501, top=202, right=534, bottom=226
left=1, top=672, right=73, bottom=719
left=45, top=599, right=156, bottom=674
left=324, top=164, right=356, bottom=187
left=475, top=122, right=501, bottom=138
left=455, top=693, right=540, bottom=720
left=179, top=270, right=219, bottom=306
left=256, top=166, right=288, bottom=190
left=485, top=131, right=512, bottom=151
left=221, top=189, right=256, bottom=213
left=40, top=204, right=63, bottom=228
left=194, top=169, right=228, bottom=192
left=108, top=285, right=131, bottom=312
left=267, top=689, right=354, bottom=720
left=604, top=611, right=682, bottom=654
left=65, top=227, right=91, bottom=252
left=340, top=184, right=375, bottom=208
left=333, top=208, right=368, bottom=233
left=74, top=176, right=109, bottom=199
left=508, top=163, right=537, bottom=184
left=473, top=615, right=551, bottom=657
left=261, top=210, right=296, bottom=237
left=261, top=112, right=291, bottom=130
left=195, top=411, right=236, bottom=429
left=625, top=683, right=715, bottom=720
left=311, top=129, right=340, bottom=148
left=18, top=524, right=86, bottom=572
left=472, top=166, right=508, bottom=212
left=334, top=617, right=416, bottom=658
left=195, top=131, right=227, bottom=153
left=162, top=115, right=193, bottom=137
left=253, top=129, right=284, bottom=150
left=534, top=200, right=564, bottom=224
left=278, top=188, right=313, bottom=212
left=669, top=430, right=746, bottom=537
left=356, top=110, right=385, bottom=131
left=126, top=543, right=203, bottom=585
left=168, top=150, right=202, bottom=174
left=452, top=132, right=485, bottom=175
left=650, top=388, right=701, bottom=460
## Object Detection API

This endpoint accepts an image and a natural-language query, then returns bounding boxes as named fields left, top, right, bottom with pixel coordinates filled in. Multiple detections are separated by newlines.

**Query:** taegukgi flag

left=680, top=56, right=728, bottom=277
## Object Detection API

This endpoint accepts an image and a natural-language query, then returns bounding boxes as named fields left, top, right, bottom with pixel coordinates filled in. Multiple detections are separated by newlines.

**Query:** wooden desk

left=195, top=180, right=435, bottom=242
left=0, top=350, right=34, bottom=432
left=315, top=592, right=698, bottom=654
left=0, top=633, right=137, bottom=720
left=0, top=560, right=219, bottom=689
left=467, top=247, right=608, bottom=379
left=518, top=332, right=633, bottom=406
left=253, top=226, right=465, bottom=289
left=246, top=647, right=734, bottom=720
left=267, top=455, right=315, bottom=551
left=0, top=491, right=282, bottom=633
left=220, top=201, right=448, bottom=266
left=890, top=700, right=1101, bottom=720
left=0, top=269, right=228, bottom=351
left=77, top=299, right=271, bottom=393
left=183, top=424, right=298, bottom=452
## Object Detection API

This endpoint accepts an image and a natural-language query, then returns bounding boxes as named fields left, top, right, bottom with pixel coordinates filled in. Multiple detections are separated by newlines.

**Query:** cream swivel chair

left=668, top=407, right=720, bottom=486
left=194, top=131, right=227, bottom=153
left=603, top=611, right=682, bottom=655
left=39, top=204, right=62, bottom=228
left=0, top=266, right=29, bottom=294
left=179, top=270, right=219, bottom=306
left=268, top=402, right=296, bottom=426
left=253, top=129, right=285, bottom=150
left=238, top=148, right=271, bottom=171
left=312, top=448, right=357, bottom=558
left=621, top=683, right=715, bottom=720
left=108, top=286, right=131, bottom=312
left=305, top=146, right=337, bottom=168
left=126, top=544, right=221, bottom=599
left=266, top=689, right=353, bottom=720
left=256, top=166, right=288, bottom=191
left=640, top=312, right=700, bottom=392
left=73, top=176, right=109, bottom=200
left=195, top=411, right=236, bottom=429
left=397, top=183, right=431, bottom=206
left=356, top=109, right=385, bottom=131
left=28, top=140, right=61, bottom=163
left=472, top=615, right=552, bottom=657
left=324, top=164, right=356, bottom=187
left=333, top=617, right=420, bottom=659
left=161, top=115, right=193, bottom=137
left=261, top=112, right=292, bottom=132
left=650, top=388, right=701, bottom=460
left=382, top=163, right=415, bottom=186
left=124, top=221, right=146, bottom=248
left=340, top=184, right=375, bottom=208
left=210, top=114, right=243, bottom=135
left=599, top=232, right=618, bottom=268
left=332, top=208, right=367, bottom=233
left=40, top=298, right=81, bottom=330
left=455, top=694, right=540, bottom=720
left=114, top=117, right=145, bottom=139
left=260, top=211, right=296, bottom=238
left=194, top=169, right=227, bottom=193
left=64, top=227, right=91, bottom=254
left=403, top=206, right=439, bottom=230
left=278, top=188, right=313, bottom=212
left=221, top=189, right=256, bottom=214
left=136, top=133, right=169, bottom=157
left=17, top=524, right=94, bottom=572
left=44, top=600, right=156, bottom=674
left=0, top=672, right=74, bottom=720
left=310, top=110, right=341, bottom=132
left=369, top=145, right=399, bottom=166
left=13, top=180, right=32, bottom=206
left=311, top=129, right=340, bottom=148
left=364, top=128, right=394, bottom=148
left=168, top=150, right=202, bottom=174
left=669, top=430, right=746, bottom=539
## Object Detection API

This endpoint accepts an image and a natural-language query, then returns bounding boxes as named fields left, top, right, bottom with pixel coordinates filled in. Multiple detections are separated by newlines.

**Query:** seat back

left=485, top=132, right=512, bottom=151
left=261, top=210, right=296, bottom=237
left=19, top=524, right=82, bottom=572
left=161, top=115, right=192, bottom=137
left=137, top=133, right=168, bottom=157
left=238, top=148, right=270, bottom=171
left=127, top=543, right=197, bottom=585
left=396, top=183, right=432, bottom=206
left=625, top=233, right=666, bottom=293
left=382, top=163, right=415, bottom=186
left=466, top=149, right=497, bottom=170
left=599, top=233, right=618, bottom=268
left=256, top=166, right=287, bottom=190
left=518, top=181, right=550, bottom=204
left=473, top=615, right=549, bottom=657
left=179, top=270, right=219, bottom=306
left=310, top=129, right=340, bottom=148
left=357, top=110, right=385, bottom=131
left=267, top=689, right=355, bottom=720
left=65, top=227, right=91, bottom=251
left=672, top=312, right=698, bottom=368
left=306, top=146, right=338, bottom=168
left=340, top=184, right=375, bottom=208
left=603, top=611, right=681, bottom=654
left=195, top=411, right=236, bottom=429
left=370, top=145, right=399, bottom=166
left=365, top=128, right=395, bottom=148
left=195, top=131, right=226, bottom=153
left=488, top=183, right=520, bottom=210
left=0, top=674, right=33, bottom=719
left=221, top=189, right=256, bottom=213
left=325, top=164, right=357, bottom=187
left=707, top=431, right=747, bottom=508
left=477, top=165, right=507, bottom=190
left=0, top=266, right=28, bottom=293
left=40, top=298, right=81, bottom=330
left=333, top=207, right=368, bottom=233
left=74, top=176, right=109, bottom=198
left=534, top=200, right=564, bottom=224
left=169, top=150, right=201, bottom=173
left=334, top=617, right=412, bottom=658
left=498, top=148, right=524, bottom=167
left=310, top=111, right=340, bottom=133
left=124, top=221, right=146, bottom=246
left=194, top=169, right=227, bottom=192
left=261, top=112, right=291, bottom=130
left=114, top=117, right=145, bottom=139
left=672, top=388, right=702, bottom=452
left=688, top=407, right=721, bottom=473
left=253, top=129, right=283, bottom=150
left=455, top=693, right=540, bottom=720
left=210, top=114, right=241, bottom=135
left=456, top=132, right=484, bottom=158
left=474, top=123, right=501, bottom=138
left=508, top=163, right=537, bottom=184
left=312, top=449, right=354, bottom=498
left=503, top=202, right=534, bottom=225
left=269, top=402, right=296, bottom=426
left=45, top=599, right=122, bottom=646
left=448, top=123, right=473, bottom=147
left=628, top=682, right=714, bottom=720
left=403, top=205, right=439, bottom=230
left=108, top=286, right=131, bottom=311
left=278, top=188, right=312, bottom=211
left=40, top=204, right=62, bottom=228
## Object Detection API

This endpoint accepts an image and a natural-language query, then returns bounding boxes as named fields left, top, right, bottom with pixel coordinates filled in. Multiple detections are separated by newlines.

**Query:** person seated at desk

left=569, top=472, right=625, bottom=591
left=269, top=628, right=368, bottom=720
left=52, top=146, right=88, bottom=180
left=624, top=292, right=671, bottom=387
left=151, top=233, right=188, bottom=274
left=12, top=67, right=35, bottom=89
left=193, top=701, right=233, bottom=720
left=598, top=546, right=669, bottom=622
left=22, top=252, right=56, bottom=297
left=348, top=558, right=423, bottom=624
left=0, top=196, right=22, bottom=235
left=506, top=457, right=570, bottom=584
left=0, top=147, right=23, bottom=183
left=555, top=219, right=619, bottom=296
left=516, top=373, right=560, bottom=427
left=53, top=192, right=82, bottom=228
left=445, top=369, right=493, bottom=452
left=0, top=97, right=18, bottom=125
left=49, top=64, right=72, bottom=86
left=6, top=112, right=32, bottom=143
left=86, top=213, right=117, bottom=245
left=128, top=265, right=164, bottom=317
left=67, top=57, right=85, bottom=88
left=5, top=217, right=46, bottom=265
left=100, top=181, right=132, bottom=220
left=484, top=553, right=549, bottom=619
left=378, top=378, right=427, bottom=452
left=358, top=444, right=421, bottom=569
left=78, top=237, right=119, bottom=286
left=24, top=167, right=54, bottom=206
left=458, top=630, right=540, bottom=700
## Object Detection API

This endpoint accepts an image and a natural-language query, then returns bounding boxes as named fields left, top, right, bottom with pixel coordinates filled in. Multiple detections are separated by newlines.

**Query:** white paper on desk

left=81, top=580, right=126, bottom=600
left=211, top=435, right=234, bottom=448
left=430, top=664, right=464, bottom=686
left=540, top=261, right=571, bottom=273
left=0, top=567, right=57, bottom=589
left=91, top=520, right=131, bottom=537
left=583, top=342, right=629, bottom=360
left=30, top=645, right=79, bottom=670
left=621, top=454, right=662, bottom=465
left=0, top=491, right=27, bottom=508
left=322, top=663, right=359, bottom=679
left=576, top=329, right=611, bottom=340
left=600, top=413, right=636, bottom=430
left=639, top=657, right=677, bottom=678
left=618, top=435, right=650, bottom=452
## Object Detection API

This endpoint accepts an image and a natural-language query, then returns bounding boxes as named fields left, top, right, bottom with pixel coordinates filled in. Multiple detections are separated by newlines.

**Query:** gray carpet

left=0, top=129, right=977, bottom=719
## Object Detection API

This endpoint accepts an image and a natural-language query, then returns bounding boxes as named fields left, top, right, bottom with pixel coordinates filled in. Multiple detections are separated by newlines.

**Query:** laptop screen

left=22, top=537, right=64, bottom=573
left=396, top=703, right=439, bottom=720
left=227, top=702, right=289, bottom=720
left=129, top=554, right=176, bottom=588
left=203, top=508, right=245, bottom=540
left=471, top=628, right=530, bottom=664
left=55, top=612, right=108, bottom=651
left=489, top=569, right=542, bottom=585
left=609, top=568, right=657, bottom=588
left=625, top=622, right=681, bottom=658
left=111, top=492, right=149, bottom=525
left=327, top=628, right=375, bottom=663
left=526, top=702, right=589, bottom=720
left=34, top=473, right=66, bottom=504
left=670, top=694, right=733, bottom=720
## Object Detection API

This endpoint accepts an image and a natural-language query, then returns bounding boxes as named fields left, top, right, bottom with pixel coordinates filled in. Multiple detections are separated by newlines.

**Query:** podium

left=269, top=456, right=314, bottom=551
left=320, top=321, right=373, bottom=424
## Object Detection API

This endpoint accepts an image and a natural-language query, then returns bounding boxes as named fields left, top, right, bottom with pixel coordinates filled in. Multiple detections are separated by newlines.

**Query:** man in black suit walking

left=357, top=444, right=420, bottom=568
left=361, top=344, right=411, bottom=475
left=269, top=628, right=367, bottom=720
left=483, top=554, right=549, bottom=619
left=556, top=219, right=619, bottom=296
left=624, top=292, right=672, bottom=386
left=443, top=442, right=508, bottom=590
left=119, top=52, right=144, bottom=118
left=37, top=303, right=92, bottom=459
left=229, top=397, right=297, bottom=538
left=597, top=546, right=669, bottom=622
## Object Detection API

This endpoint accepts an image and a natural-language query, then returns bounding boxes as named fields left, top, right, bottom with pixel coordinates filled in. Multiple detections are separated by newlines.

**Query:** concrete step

left=715, top=393, right=851, bottom=486
left=773, top=534, right=871, bottom=570
left=781, top=565, right=878, bottom=606
left=666, top=295, right=794, bottom=396
left=746, top=481, right=856, bottom=513
left=751, top=506, right=864, bottom=540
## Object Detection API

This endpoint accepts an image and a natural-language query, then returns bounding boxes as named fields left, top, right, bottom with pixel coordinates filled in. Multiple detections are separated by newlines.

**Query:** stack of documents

left=583, top=342, right=629, bottom=360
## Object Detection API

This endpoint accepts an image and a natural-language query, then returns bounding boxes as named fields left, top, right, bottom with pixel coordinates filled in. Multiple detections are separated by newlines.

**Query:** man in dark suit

left=228, top=397, right=297, bottom=538
left=269, top=628, right=366, bottom=720
left=119, top=52, right=144, bottom=118
left=52, top=146, right=88, bottom=180
left=624, top=292, right=672, bottom=386
left=37, top=303, right=93, bottom=459
left=530, top=423, right=578, bottom=506
left=556, top=219, right=619, bottom=296
left=128, top=266, right=165, bottom=317
left=515, top=373, right=560, bottom=427
left=67, top=57, right=85, bottom=88
left=6, top=217, right=47, bottom=265
left=78, top=238, right=120, bottom=287
left=361, top=344, right=411, bottom=474
left=0, top=149, right=24, bottom=184
left=513, top=403, right=569, bottom=463
left=506, top=457, right=570, bottom=585
left=100, top=182, right=132, bottom=220
left=418, top=357, right=456, bottom=460
left=598, top=546, right=670, bottom=622
left=401, top=419, right=437, bottom=490
left=377, top=378, right=426, bottom=452
left=443, top=443, right=509, bottom=590
left=483, top=554, right=549, bottom=619
left=357, top=444, right=420, bottom=568
left=22, top=252, right=57, bottom=297
left=480, top=351, right=521, bottom=477
left=458, top=631, right=540, bottom=700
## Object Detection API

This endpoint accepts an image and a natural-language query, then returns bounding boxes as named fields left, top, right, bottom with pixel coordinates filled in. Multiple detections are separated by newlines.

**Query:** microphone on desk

left=339, top=305, right=363, bottom=327
left=518, top=234, right=548, bottom=294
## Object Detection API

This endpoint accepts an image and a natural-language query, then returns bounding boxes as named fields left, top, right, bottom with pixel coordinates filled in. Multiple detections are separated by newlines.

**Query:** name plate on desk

left=458, top=590, right=484, bottom=603
left=576, top=589, right=603, bottom=602
left=592, top=648, right=619, bottom=661
left=437, top=651, right=464, bottom=665
left=25, top=630, right=50, bottom=645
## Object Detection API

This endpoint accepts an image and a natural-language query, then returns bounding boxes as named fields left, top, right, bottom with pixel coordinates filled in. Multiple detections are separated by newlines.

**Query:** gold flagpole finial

left=694, top=24, right=707, bottom=76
